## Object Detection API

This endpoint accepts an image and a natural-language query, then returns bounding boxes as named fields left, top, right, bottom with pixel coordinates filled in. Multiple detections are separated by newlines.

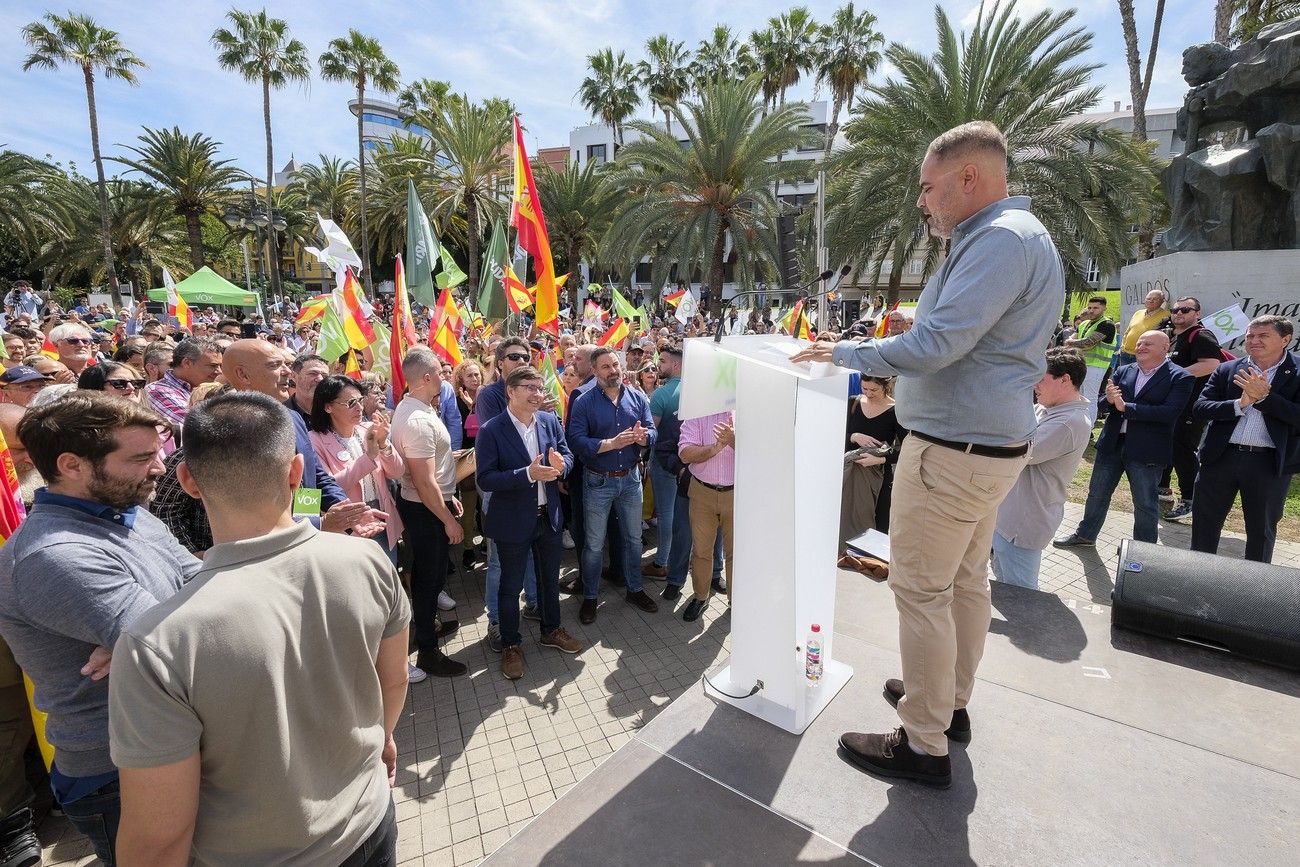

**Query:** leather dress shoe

left=682, top=597, right=708, bottom=622
left=625, top=589, right=659, bottom=613
left=661, top=584, right=682, bottom=602
left=883, top=678, right=971, bottom=742
left=579, top=598, right=598, bottom=625
left=1051, top=532, right=1095, bottom=549
left=642, top=561, right=668, bottom=579
left=839, top=727, right=951, bottom=788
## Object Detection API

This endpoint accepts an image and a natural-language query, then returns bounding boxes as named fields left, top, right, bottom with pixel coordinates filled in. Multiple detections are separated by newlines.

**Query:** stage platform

left=484, top=572, right=1300, bottom=866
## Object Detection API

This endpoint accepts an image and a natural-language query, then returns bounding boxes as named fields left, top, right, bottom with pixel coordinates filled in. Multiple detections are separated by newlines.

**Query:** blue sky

left=2, top=0, right=1215, bottom=176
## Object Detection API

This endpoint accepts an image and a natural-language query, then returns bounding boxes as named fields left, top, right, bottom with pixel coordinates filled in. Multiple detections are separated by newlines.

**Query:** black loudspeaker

left=1112, top=540, right=1300, bottom=671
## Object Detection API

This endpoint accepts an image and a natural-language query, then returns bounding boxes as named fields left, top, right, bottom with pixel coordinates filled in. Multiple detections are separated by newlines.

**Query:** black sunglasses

left=106, top=378, right=146, bottom=390
left=1169, top=306, right=1198, bottom=314
left=503, top=353, right=529, bottom=362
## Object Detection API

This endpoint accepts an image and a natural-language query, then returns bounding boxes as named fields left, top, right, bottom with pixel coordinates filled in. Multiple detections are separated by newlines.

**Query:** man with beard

left=0, top=404, right=40, bottom=507
left=46, top=323, right=96, bottom=378
left=0, top=393, right=199, bottom=862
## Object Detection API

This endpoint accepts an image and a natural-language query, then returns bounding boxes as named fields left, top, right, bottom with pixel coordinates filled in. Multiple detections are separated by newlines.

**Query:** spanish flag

left=431, top=287, right=464, bottom=338
left=876, top=301, right=899, bottom=338
left=295, top=294, right=330, bottom=327
left=344, top=350, right=362, bottom=380
left=429, top=316, right=462, bottom=367
left=511, top=116, right=559, bottom=335
left=390, top=255, right=418, bottom=398
left=780, top=300, right=812, bottom=340
left=40, top=333, right=58, bottom=360
left=597, top=317, right=629, bottom=348
left=504, top=265, right=534, bottom=314
left=665, top=288, right=687, bottom=308
left=339, top=268, right=377, bottom=350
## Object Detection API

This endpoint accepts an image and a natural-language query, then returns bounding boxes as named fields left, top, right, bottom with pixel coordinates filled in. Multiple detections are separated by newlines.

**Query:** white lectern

left=679, top=334, right=853, bottom=734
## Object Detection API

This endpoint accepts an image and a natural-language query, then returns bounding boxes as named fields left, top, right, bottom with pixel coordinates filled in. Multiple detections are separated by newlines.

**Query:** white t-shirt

left=390, top=394, right=456, bottom=502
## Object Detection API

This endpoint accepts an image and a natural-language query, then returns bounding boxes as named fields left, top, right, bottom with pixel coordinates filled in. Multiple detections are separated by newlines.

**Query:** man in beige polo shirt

left=109, top=392, right=411, bottom=864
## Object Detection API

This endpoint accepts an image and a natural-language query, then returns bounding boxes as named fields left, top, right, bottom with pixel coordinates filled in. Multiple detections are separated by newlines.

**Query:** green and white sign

left=292, top=487, right=322, bottom=518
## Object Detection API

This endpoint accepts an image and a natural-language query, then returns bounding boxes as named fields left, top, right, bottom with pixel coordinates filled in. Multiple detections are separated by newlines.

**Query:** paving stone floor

left=40, top=505, right=1297, bottom=865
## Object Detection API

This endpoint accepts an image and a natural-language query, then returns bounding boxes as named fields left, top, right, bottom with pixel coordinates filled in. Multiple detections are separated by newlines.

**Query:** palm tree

left=21, top=12, right=146, bottom=295
left=536, top=160, right=620, bottom=282
left=112, top=127, right=245, bottom=270
left=414, top=97, right=512, bottom=305
left=318, top=29, right=401, bottom=296
left=637, top=36, right=692, bottom=136
left=825, top=1, right=1161, bottom=305
left=356, top=134, right=459, bottom=269
left=604, top=77, right=817, bottom=315
left=397, top=77, right=452, bottom=118
left=815, top=3, right=884, bottom=155
left=577, top=48, right=641, bottom=145
left=285, top=154, right=357, bottom=226
left=751, top=7, right=822, bottom=110
left=0, top=150, right=61, bottom=257
left=691, top=25, right=755, bottom=88
left=36, top=177, right=188, bottom=291
left=211, top=9, right=311, bottom=300
left=1229, top=0, right=1300, bottom=43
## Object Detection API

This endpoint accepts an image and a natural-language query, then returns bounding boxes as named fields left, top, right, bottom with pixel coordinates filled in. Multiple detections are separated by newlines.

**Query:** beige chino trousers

left=887, top=436, right=1027, bottom=755
left=687, top=481, right=734, bottom=602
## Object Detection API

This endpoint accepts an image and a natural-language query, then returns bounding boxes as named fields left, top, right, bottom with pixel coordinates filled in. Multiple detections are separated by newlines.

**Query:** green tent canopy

left=147, top=266, right=259, bottom=307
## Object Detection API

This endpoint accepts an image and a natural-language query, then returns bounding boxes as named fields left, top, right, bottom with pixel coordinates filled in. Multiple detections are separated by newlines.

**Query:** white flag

left=304, top=214, right=363, bottom=288
left=1202, top=304, right=1251, bottom=346
left=162, top=267, right=178, bottom=312
left=675, top=289, right=699, bottom=324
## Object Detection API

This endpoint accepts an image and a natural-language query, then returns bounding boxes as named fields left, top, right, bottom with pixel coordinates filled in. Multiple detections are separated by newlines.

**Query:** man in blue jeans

left=1054, top=331, right=1193, bottom=547
left=569, top=347, right=659, bottom=624
left=645, top=346, right=682, bottom=579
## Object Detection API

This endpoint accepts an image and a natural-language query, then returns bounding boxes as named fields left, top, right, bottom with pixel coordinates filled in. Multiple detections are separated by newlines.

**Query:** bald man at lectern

left=792, top=121, right=1063, bottom=788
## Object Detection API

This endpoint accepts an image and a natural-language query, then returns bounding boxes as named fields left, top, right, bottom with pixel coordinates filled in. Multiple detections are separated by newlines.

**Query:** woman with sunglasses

left=307, top=375, right=405, bottom=560
left=77, top=361, right=147, bottom=401
left=634, top=363, right=658, bottom=397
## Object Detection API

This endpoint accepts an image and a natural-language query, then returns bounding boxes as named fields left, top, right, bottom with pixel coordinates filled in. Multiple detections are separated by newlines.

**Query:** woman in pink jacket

left=307, top=375, right=405, bottom=556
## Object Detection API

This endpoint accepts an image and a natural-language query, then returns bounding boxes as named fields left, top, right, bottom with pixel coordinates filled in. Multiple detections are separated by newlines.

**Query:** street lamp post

left=222, top=180, right=287, bottom=312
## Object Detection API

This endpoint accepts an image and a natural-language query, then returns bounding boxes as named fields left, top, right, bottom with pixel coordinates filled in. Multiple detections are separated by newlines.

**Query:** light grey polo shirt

left=995, top=398, right=1093, bottom=550
left=831, top=196, right=1065, bottom=445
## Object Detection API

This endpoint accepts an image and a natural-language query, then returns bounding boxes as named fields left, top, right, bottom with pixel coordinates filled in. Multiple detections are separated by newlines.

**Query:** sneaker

left=540, top=627, right=584, bottom=654
left=407, top=663, right=428, bottom=684
left=501, top=646, right=524, bottom=680
left=437, top=590, right=456, bottom=611
left=838, top=727, right=951, bottom=788
left=1051, top=533, right=1095, bottom=549
left=1163, top=500, right=1193, bottom=522
left=486, top=623, right=503, bottom=654
left=1157, top=486, right=1175, bottom=504
left=562, top=529, right=575, bottom=550
left=521, top=603, right=541, bottom=621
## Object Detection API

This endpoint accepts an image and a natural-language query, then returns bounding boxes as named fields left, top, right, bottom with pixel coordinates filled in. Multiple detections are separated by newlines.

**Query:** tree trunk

left=1118, top=0, right=1166, bottom=142
left=663, top=105, right=673, bottom=137
left=1214, top=0, right=1233, bottom=42
left=185, top=211, right=204, bottom=271
left=356, top=79, right=374, bottom=297
left=709, top=218, right=727, bottom=318
left=885, top=267, right=901, bottom=309
left=83, top=65, right=121, bottom=296
left=466, top=194, right=480, bottom=307
left=263, top=75, right=282, bottom=300
left=824, top=93, right=843, bottom=157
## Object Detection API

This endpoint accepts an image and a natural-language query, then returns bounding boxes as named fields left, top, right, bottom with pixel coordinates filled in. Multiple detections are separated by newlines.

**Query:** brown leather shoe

left=641, top=561, right=668, bottom=579
left=839, top=727, right=951, bottom=788
left=540, top=627, right=584, bottom=654
left=883, top=678, right=971, bottom=742
left=625, top=589, right=659, bottom=613
left=579, top=598, right=598, bottom=624
left=501, top=646, right=524, bottom=680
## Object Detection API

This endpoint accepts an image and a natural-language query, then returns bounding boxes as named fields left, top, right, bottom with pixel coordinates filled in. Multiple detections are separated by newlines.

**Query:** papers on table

left=846, top=528, right=890, bottom=563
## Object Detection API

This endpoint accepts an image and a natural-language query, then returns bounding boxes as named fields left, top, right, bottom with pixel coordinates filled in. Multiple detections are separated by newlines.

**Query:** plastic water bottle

left=805, top=624, right=823, bottom=684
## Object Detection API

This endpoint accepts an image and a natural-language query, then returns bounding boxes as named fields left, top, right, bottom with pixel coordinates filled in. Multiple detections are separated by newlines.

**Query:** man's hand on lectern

left=789, top=341, right=836, bottom=364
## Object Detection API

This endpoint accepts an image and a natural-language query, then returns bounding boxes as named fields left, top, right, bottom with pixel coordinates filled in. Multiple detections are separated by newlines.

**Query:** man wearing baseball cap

left=0, top=366, right=51, bottom=407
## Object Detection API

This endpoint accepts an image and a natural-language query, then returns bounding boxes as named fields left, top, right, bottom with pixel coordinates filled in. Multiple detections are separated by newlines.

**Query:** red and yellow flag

left=344, top=350, right=362, bottom=380
left=39, top=333, right=58, bottom=360
left=511, top=116, right=559, bottom=335
left=431, top=287, right=465, bottom=338
left=295, top=294, right=330, bottom=327
left=876, top=301, right=899, bottom=338
left=339, top=268, right=377, bottom=350
left=0, top=429, right=26, bottom=546
left=504, top=265, right=534, bottom=314
left=390, top=255, right=418, bottom=398
left=665, top=288, right=687, bottom=308
left=780, top=300, right=812, bottom=340
left=429, top=317, right=463, bottom=367
left=597, top=317, right=629, bottom=348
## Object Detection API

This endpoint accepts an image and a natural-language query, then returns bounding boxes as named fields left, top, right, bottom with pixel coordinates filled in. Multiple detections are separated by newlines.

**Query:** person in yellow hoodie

left=1118, top=288, right=1170, bottom=366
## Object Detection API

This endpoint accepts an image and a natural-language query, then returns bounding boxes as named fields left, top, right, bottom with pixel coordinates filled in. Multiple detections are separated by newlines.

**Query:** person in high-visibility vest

left=1064, top=296, right=1117, bottom=424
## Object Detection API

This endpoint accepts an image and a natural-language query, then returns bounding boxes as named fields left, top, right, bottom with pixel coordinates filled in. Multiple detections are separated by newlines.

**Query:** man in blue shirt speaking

left=568, top=346, right=659, bottom=624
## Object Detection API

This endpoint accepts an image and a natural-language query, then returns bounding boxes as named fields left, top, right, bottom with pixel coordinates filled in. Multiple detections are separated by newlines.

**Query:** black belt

left=691, top=477, right=734, bottom=492
left=592, top=468, right=632, bottom=478
left=1232, top=443, right=1274, bottom=453
left=911, top=431, right=1029, bottom=459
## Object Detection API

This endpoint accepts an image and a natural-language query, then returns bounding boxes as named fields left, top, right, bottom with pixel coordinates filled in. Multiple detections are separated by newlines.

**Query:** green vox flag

left=611, top=285, right=642, bottom=328
left=316, top=300, right=351, bottom=362
left=435, top=243, right=468, bottom=291
left=406, top=179, right=440, bottom=307
left=478, top=219, right=509, bottom=321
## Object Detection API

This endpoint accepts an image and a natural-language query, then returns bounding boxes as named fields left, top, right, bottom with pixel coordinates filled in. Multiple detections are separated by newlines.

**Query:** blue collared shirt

left=34, top=489, right=138, bottom=530
left=569, top=384, right=657, bottom=472
left=1230, top=357, right=1285, bottom=447
left=830, top=196, right=1064, bottom=445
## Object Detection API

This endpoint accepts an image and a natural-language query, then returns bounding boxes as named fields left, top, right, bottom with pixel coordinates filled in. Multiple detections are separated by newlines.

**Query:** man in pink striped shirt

left=677, top=410, right=735, bottom=622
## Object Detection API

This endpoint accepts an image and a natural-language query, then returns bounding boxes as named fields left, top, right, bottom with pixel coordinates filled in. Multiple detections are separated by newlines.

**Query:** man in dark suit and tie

left=1055, top=330, right=1193, bottom=547
left=477, top=366, right=584, bottom=680
left=1192, top=315, right=1300, bottom=562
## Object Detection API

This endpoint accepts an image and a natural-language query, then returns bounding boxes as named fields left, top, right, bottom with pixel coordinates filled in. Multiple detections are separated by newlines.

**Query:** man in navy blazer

left=1192, top=315, right=1300, bottom=562
left=1055, top=330, right=1193, bottom=547
left=477, top=366, right=584, bottom=680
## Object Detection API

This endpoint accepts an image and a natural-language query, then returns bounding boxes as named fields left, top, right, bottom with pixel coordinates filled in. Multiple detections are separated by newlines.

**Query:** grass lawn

left=1067, top=444, right=1300, bottom=542
left=1068, top=290, right=1122, bottom=319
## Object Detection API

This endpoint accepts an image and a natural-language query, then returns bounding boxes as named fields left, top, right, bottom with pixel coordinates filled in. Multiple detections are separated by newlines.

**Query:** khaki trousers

left=887, top=437, right=1027, bottom=755
left=687, top=481, right=734, bottom=601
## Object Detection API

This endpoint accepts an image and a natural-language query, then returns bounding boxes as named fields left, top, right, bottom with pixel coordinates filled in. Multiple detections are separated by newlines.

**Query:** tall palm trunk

left=1214, top=0, right=1233, bottom=42
left=466, top=194, right=480, bottom=307
left=355, top=78, right=373, bottom=297
left=184, top=211, right=204, bottom=270
left=263, top=75, right=281, bottom=299
left=708, top=218, right=727, bottom=317
left=83, top=64, right=121, bottom=296
left=885, top=267, right=901, bottom=309
left=824, top=94, right=844, bottom=157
